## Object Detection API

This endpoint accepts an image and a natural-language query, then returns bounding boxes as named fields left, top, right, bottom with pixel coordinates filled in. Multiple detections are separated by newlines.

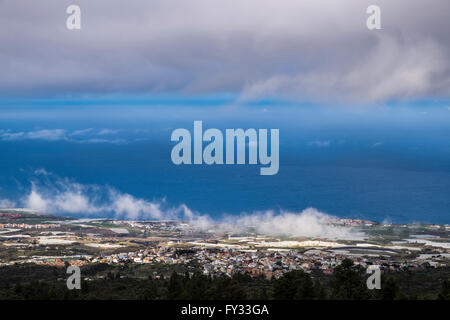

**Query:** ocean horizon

left=1, top=102, right=449, bottom=225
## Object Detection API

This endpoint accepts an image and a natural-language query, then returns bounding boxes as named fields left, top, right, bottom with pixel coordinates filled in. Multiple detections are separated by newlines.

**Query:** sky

left=0, top=1, right=450, bottom=226
left=0, top=0, right=449, bottom=103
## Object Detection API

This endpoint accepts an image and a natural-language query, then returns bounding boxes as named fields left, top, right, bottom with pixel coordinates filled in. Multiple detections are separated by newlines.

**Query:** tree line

left=0, top=259, right=449, bottom=300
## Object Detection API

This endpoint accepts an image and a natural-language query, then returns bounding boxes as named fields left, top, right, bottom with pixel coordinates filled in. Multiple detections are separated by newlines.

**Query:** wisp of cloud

left=0, top=170, right=360, bottom=240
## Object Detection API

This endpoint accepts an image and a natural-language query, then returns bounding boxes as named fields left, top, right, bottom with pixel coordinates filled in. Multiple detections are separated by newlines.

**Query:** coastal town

left=1, top=209, right=449, bottom=280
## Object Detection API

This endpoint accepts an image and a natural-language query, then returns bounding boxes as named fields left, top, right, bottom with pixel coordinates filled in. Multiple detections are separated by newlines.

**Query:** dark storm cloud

left=1, top=0, right=449, bottom=103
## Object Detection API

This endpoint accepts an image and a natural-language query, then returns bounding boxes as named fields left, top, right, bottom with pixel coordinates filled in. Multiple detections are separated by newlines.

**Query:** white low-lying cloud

left=1, top=129, right=67, bottom=142
left=23, top=177, right=166, bottom=220
left=230, top=208, right=356, bottom=239
left=98, top=129, right=119, bottom=135
left=0, top=128, right=126, bottom=144
left=372, top=142, right=384, bottom=148
left=69, top=128, right=94, bottom=136
left=307, top=140, right=331, bottom=148
left=0, top=170, right=357, bottom=239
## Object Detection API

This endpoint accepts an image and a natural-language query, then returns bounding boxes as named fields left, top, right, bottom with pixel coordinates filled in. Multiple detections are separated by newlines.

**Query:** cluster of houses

left=69, top=245, right=448, bottom=278
left=1, top=238, right=448, bottom=278
left=1, top=218, right=448, bottom=278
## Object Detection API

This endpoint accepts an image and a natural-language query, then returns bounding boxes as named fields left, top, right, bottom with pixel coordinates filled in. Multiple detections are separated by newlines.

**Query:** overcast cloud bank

left=0, top=0, right=449, bottom=103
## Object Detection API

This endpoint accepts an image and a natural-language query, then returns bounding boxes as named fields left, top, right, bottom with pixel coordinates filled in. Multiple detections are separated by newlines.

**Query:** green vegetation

left=0, top=259, right=449, bottom=300
left=0, top=211, right=69, bottom=224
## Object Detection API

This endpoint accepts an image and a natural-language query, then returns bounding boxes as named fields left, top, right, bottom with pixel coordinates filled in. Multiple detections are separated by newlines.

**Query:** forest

left=0, top=259, right=449, bottom=300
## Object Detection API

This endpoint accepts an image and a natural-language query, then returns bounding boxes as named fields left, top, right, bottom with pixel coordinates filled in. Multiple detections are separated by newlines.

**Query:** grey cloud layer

left=1, top=0, right=449, bottom=103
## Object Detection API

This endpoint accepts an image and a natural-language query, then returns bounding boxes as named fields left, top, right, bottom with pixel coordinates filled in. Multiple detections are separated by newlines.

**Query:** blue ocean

left=0, top=100, right=449, bottom=224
